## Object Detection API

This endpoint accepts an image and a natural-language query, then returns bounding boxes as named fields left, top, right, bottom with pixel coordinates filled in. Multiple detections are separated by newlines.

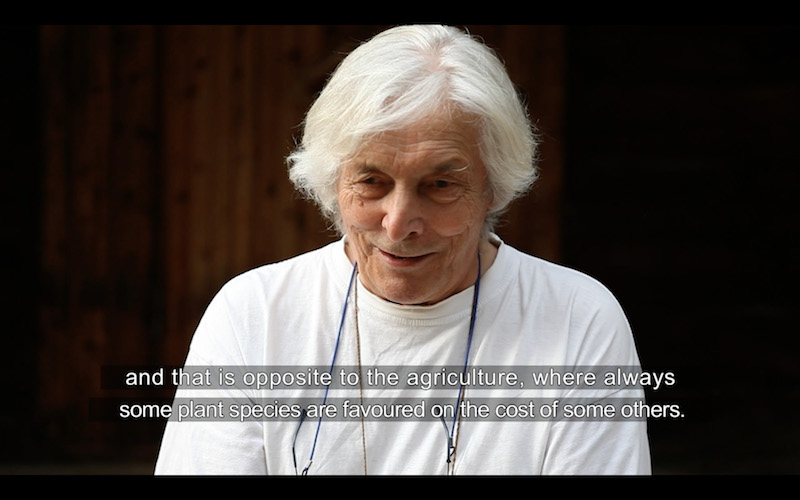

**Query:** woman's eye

left=353, top=177, right=388, bottom=198
left=427, top=179, right=462, bottom=202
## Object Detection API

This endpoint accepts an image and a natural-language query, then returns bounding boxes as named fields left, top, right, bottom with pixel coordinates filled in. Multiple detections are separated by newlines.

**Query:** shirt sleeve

left=154, top=285, right=268, bottom=475
left=541, top=274, right=652, bottom=475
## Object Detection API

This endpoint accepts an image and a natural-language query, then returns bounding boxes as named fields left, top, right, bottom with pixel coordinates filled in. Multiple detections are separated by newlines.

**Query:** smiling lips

left=377, top=248, right=432, bottom=266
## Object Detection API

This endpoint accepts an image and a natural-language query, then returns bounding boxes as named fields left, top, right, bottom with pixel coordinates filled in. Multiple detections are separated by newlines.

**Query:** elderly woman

left=156, top=25, right=651, bottom=475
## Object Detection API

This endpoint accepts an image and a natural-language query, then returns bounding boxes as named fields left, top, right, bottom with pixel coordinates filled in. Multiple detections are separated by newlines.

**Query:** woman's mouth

left=378, top=249, right=430, bottom=266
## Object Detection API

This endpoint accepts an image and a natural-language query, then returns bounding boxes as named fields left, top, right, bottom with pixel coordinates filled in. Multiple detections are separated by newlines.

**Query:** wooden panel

left=38, top=25, right=164, bottom=457
left=467, top=25, right=565, bottom=262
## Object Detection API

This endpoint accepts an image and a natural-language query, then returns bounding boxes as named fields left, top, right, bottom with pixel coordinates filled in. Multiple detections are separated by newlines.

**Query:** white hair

left=287, top=24, right=539, bottom=233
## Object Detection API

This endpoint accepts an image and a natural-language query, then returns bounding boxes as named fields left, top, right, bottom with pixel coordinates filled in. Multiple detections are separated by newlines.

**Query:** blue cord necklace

left=294, top=253, right=481, bottom=475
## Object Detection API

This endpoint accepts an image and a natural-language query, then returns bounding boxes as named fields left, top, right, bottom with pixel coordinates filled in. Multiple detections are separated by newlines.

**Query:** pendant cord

left=299, top=261, right=358, bottom=475
left=447, top=252, right=481, bottom=475
left=299, top=251, right=482, bottom=475
left=353, top=272, right=369, bottom=475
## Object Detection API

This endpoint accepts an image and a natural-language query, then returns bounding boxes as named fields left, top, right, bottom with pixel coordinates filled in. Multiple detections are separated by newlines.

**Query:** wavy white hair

left=287, top=24, right=539, bottom=233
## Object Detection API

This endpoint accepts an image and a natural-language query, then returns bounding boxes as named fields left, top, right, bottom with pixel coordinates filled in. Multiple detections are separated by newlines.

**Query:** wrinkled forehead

left=343, top=107, right=484, bottom=163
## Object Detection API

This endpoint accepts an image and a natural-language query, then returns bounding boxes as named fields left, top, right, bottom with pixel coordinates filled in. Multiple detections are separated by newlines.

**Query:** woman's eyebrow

left=351, top=160, right=469, bottom=176
left=433, top=163, right=470, bottom=173
left=353, top=164, right=382, bottom=175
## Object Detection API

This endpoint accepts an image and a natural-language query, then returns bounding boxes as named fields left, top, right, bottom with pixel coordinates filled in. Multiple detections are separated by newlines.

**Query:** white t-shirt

left=155, top=236, right=651, bottom=475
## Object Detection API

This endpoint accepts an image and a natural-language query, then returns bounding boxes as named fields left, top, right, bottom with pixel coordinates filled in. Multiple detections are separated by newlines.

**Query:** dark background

left=1, top=25, right=798, bottom=474
left=563, top=26, right=798, bottom=473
